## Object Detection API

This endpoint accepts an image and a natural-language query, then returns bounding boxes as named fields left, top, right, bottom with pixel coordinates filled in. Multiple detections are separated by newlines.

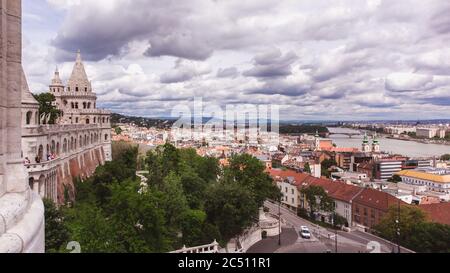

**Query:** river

left=327, top=128, right=450, bottom=158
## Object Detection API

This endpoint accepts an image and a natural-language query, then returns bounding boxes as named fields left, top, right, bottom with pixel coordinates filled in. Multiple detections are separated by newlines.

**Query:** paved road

left=247, top=228, right=298, bottom=253
left=263, top=201, right=414, bottom=253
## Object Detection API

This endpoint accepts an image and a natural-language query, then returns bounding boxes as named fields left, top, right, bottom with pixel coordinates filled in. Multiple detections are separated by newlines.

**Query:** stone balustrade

left=58, top=91, right=97, bottom=98
left=64, top=109, right=111, bottom=115
left=24, top=124, right=109, bottom=135
left=170, top=240, right=220, bottom=253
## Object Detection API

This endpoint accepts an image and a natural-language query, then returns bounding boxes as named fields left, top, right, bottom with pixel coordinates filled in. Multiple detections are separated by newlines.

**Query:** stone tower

left=0, top=0, right=45, bottom=253
left=372, top=134, right=380, bottom=153
left=52, top=50, right=102, bottom=126
left=362, top=132, right=371, bottom=153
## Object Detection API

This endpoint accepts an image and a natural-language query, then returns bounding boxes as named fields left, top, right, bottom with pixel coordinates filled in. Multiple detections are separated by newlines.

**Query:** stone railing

left=64, top=109, right=111, bottom=115
left=59, top=91, right=97, bottom=98
left=170, top=240, right=220, bottom=253
left=235, top=225, right=262, bottom=253
left=24, top=124, right=105, bottom=135
left=25, top=141, right=106, bottom=173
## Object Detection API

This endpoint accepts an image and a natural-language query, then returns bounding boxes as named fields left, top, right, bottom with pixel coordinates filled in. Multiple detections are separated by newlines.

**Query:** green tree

left=375, top=205, right=450, bottom=253
left=44, top=199, right=69, bottom=253
left=441, top=154, right=450, bottom=161
left=181, top=209, right=207, bottom=247
left=223, top=153, right=281, bottom=207
left=301, top=185, right=335, bottom=219
left=33, top=92, right=61, bottom=124
left=204, top=182, right=259, bottom=244
left=304, top=162, right=311, bottom=174
left=375, top=205, right=426, bottom=247
left=332, top=213, right=348, bottom=228
left=114, top=126, right=123, bottom=135
left=63, top=203, right=121, bottom=253
left=389, top=174, right=402, bottom=183
left=321, top=158, right=337, bottom=178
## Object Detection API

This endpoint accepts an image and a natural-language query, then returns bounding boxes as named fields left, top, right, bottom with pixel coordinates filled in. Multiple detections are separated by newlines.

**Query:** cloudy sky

left=23, top=0, right=450, bottom=121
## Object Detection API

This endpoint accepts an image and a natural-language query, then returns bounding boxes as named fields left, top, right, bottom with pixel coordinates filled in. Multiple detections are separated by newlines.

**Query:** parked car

left=300, top=226, right=311, bottom=239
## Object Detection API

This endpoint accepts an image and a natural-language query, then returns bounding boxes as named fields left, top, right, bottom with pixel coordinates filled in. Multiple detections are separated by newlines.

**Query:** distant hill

left=112, top=113, right=330, bottom=134
left=111, top=113, right=176, bottom=129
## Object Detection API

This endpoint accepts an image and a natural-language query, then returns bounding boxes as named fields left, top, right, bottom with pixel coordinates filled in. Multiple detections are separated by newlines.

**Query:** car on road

left=300, top=226, right=311, bottom=239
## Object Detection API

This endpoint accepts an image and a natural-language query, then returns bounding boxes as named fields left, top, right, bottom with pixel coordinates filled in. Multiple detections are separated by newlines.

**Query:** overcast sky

left=23, top=0, right=450, bottom=121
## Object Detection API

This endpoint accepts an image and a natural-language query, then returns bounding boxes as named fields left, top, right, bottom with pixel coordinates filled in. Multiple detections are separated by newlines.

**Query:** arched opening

left=37, top=145, right=43, bottom=163
left=35, top=111, right=39, bottom=125
left=86, top=118, right=90, bottom=124
left=39, top=175, right=45, bottom=197
left=63, top=138, right=68, bottom=153
left=83, top=102, right=87, bottom=109
left=105, top=134, right=108, bottom=141
left=56, top=142, right=60, bottom=156
left=26, top=111, right=32, bottom=125
left=29, top=177, right=34, bottom=190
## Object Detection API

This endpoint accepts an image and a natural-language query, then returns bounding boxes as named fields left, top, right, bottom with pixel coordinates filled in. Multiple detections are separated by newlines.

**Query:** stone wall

left=0, top=0, right=45, bottom=253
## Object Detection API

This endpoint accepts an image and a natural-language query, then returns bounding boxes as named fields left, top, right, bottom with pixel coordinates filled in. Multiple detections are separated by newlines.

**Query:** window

left=26, top=111, right=32, bottom=125
left=104, top=134, right=108, bottom=141
left=76, top=87, right=79, bottom=92
left=85, top=87, right=88, bottom=92
left=75, top=117, right=79, bottom=123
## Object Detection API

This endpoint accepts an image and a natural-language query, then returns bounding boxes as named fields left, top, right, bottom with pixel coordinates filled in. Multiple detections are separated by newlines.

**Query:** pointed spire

left=21, top=66, right=39, bottom=105
left=67, top=50, right=91, bottom=92
left=51, top=66, right=63, bottom=86
left=76, top=49, right=82, bottom=63
left=363, top=132, right=369, bottom=144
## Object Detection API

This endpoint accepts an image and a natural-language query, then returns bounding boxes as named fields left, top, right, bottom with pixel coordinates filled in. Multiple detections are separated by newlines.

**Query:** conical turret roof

left=67, top=50, right=91, bottom=92
left=21, top=67, right=39, bottom=105
left=51, top=66, right=63, bottom=86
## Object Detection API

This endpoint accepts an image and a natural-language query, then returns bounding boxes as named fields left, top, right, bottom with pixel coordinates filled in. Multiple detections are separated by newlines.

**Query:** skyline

left=23, top=0, right=450, bottom=121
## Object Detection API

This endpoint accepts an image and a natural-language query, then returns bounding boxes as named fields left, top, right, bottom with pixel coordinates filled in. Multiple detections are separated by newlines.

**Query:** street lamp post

left=278, top=199, right=282, bottom=246
left=332, top=213, right=338, bottom=253
left=396, top=198, right=401, bottom=254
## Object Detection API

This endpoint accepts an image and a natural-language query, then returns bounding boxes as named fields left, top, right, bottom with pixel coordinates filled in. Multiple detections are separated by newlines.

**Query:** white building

left=397, top=169, right=450, bottom=201
left=278, top=176, right=300, bottom=210
left=416, top=128, right=440, bottom=139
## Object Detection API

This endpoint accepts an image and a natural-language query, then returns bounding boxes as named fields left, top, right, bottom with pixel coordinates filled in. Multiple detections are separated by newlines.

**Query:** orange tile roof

left=269, top=169, right=311, bottom=187
left=354, top=188, right=406, bottom=211
left=419, top=203, right=450, bottom=226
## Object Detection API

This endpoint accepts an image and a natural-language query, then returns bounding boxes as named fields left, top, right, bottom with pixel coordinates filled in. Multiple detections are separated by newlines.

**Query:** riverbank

left=329, top=134, right=449, bottom=158
left=385, top=136, right=450, bottom=146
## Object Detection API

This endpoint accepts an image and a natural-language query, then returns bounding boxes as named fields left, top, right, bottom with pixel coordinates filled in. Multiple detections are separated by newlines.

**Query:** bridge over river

left=327, top=127, right=363, bottom=138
